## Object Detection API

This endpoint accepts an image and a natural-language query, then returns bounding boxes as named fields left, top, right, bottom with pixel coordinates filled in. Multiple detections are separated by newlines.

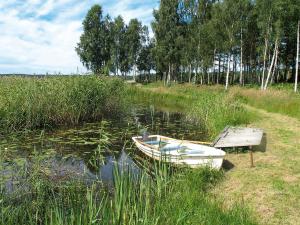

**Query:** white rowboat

left=132, top=135, right=226, bottom=169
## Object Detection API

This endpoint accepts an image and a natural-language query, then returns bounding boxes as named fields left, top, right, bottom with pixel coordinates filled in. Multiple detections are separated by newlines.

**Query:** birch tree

left=152, top=0, right=181, bottom=85
left=295, top=20, right=299, bottom=92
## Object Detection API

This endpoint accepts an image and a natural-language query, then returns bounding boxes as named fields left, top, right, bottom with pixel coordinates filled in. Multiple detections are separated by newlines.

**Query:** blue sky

left=0, top=0, right=159, bottom=74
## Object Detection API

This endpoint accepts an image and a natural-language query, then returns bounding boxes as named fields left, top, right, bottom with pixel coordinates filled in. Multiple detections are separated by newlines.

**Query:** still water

left=0, top=105, right=207, bottom=191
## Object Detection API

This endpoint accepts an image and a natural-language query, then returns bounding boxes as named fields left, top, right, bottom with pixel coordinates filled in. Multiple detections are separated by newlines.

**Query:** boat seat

left=145, top=140, right=161, bottom=145
left=145, top=140, right=168, bottom=145
left=161, top=145, right=186, bottom=152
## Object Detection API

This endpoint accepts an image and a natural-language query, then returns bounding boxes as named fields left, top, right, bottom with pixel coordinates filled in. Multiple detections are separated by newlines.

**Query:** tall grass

left=0, top=152, right=258, bottom=225
left=126, top=84, right=255, bottom=138
left=233, top=87, right=300, bottom=120
left=0, top=76, right=126, bottom=132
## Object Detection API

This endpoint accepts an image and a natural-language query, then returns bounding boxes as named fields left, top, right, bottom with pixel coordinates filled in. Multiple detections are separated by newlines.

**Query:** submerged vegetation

left=0, top=76, right=125, bottom=132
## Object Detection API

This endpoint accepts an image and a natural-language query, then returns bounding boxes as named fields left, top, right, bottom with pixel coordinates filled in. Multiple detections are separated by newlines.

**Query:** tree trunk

left=261, top=37, right=269, bottom=90
left=189, top=64, right=192, bottom=83
left=167, top=63, right=171, bottom=86
left=295, top=20, right=300, bottom=92
left=217, top=54, right=220, bottom=84
left=271, top=47, right=278, bottom=85
left=180, top=66, right=183, bottom=83
left=133, top=64, right=136, bottom=81
left=264, top=39, right=278, bottom=90
left=213, top=48, right=216, bottom=85
left=207, top=68, right=210, bottom=85
left=240, top=27, right=243, bottom=85
left=195, top=66, right=198, bottom=84
left=233, top=57, right=236, bottom=84
left=225, top=53, right=231, bottom=90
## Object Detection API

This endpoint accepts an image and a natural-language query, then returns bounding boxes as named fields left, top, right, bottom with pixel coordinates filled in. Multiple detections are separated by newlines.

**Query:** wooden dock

left=212, top=126, right=264, bottom=148
left=212, top=126, right=264, bottom=167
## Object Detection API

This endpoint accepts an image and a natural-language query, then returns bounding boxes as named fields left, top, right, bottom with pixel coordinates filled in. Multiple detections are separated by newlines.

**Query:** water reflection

left=0, top=106, right=206, bottom=190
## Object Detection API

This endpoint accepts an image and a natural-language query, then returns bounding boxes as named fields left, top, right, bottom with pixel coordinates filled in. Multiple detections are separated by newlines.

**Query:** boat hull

left=132, top=135, right=225, bottom=170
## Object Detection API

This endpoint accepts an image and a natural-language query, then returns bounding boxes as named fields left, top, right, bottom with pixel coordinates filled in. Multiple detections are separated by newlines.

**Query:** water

left=0, top=105, right=207, bottom=191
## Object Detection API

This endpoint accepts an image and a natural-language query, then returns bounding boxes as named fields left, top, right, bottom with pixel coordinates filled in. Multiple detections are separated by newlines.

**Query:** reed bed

left=0, top=76, right=126, bottom=132
left=126, top=84, right=254, bottom=138
left=0, top=153, right=257, bottom=225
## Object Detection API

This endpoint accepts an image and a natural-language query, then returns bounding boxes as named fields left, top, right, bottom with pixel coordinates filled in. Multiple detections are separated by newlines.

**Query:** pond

left=0, top=105, right=207, bottom=192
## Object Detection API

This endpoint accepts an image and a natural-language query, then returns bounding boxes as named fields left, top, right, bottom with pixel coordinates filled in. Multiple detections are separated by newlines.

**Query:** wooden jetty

left=212, top=126, right=264, bottom=167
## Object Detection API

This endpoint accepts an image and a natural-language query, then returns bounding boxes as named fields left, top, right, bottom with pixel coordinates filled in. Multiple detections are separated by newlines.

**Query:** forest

left=76, top=0, right=300, bottom=91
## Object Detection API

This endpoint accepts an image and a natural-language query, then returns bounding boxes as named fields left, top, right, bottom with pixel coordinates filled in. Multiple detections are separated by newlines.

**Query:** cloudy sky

left=0, top=0, right=158, bottom=74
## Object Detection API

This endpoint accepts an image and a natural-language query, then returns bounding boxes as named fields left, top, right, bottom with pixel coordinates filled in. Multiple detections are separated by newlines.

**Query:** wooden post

left=249, top=146, right=254, bottom=168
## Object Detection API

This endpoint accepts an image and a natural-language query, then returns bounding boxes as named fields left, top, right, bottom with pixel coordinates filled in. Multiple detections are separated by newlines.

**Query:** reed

left=126, top=83, right=255, bottom=138
left=0, top=151, right=257, bottom=225
left=0, top=76, right=126, bottom=133
left=0, top=163, right=256, bottom=225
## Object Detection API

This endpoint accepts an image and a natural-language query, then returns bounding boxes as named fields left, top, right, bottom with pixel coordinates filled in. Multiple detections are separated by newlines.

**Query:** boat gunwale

left=132, top=135, right=225, bottom=158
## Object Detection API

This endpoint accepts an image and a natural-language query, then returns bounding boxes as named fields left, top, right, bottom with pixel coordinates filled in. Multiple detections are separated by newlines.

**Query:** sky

left=0, top=0, right=159, bottom=74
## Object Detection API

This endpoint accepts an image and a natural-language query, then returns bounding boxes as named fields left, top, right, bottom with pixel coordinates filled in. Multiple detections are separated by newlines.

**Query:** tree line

left=76, top=1, right=300, bottom=91
left=76, top=5, right=153, bottom=79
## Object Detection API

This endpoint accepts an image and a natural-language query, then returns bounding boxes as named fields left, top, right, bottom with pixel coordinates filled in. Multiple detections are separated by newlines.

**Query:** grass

left=127, top=83, right=255, bottom=138
left=232, top=86, right=300, bottom=120
left=2, top=78, right=299, bottom=224
left=0, top=76, right=126, bottom=133
left=0, top=149, right=258, bottom=225
left=213, top=104, right=300, bottom=225
left=127, top=82, right=300, bottom=224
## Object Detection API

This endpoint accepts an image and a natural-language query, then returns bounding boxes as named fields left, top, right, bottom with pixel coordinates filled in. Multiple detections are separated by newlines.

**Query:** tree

left=126, top=19, right=146, bottom=80
left=212, top=0, right=248, bottom=90
left=295, top=20, right=299, bottom=92
left=137, top=40, right=155, bottom=80
left=111, top=16, right=126, bottom=76
left=152, top=0, right=182, bottom=85
left=76, top=5, right=111, bottom=74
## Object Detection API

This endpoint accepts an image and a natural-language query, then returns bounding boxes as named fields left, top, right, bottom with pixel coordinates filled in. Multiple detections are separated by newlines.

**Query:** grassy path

left=214, top=105, right=300, bottom=225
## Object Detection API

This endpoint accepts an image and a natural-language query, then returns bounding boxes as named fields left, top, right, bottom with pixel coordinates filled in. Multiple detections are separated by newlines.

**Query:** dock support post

left=249, top=146, right=254, bottom=168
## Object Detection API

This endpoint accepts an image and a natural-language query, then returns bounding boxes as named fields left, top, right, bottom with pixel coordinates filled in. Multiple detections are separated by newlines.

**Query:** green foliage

left=137, top=40, right=155, bottom=74
left=234, top=87, right=300, bottom=120
left=0, top=76, right=126, bottom=132
left=152, top=0, right=182, bottom=81
left=126, top=84, right=255, bottom=138
left=0, top=155, right=258, bottom=225
left=111, top=16, right=127, bottom=75
left=76, top=5, right=111, bottom=74
left=127, top=19, right=147, bottom=74
left=76, top=2, right=299, bottom=89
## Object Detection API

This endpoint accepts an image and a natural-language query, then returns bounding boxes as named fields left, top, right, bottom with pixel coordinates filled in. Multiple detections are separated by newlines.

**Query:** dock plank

left=212, top=127, right=263, bottom=148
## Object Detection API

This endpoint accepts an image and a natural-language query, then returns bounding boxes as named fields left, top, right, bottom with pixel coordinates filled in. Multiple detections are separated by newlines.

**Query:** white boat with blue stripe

left=132, top=135, right=225, bottom=169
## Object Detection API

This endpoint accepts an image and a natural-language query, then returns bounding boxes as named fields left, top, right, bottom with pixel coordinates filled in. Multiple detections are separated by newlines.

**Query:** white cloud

left=0, top=0, right=158, bottom=74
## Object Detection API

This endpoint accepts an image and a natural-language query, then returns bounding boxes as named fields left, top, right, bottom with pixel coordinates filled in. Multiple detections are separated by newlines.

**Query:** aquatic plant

left=0, top=76, right=126, bottom=133
left=89, top=120, right=111, bottom=169
left=126, top=84, right=255, bottom=138
left=0, top=152, right=258, bottom=225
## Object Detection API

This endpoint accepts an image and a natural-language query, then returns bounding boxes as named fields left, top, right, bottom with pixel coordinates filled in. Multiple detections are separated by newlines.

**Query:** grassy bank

left=0, top=151, right=257, bottom=225
left=0, top=76, right=126, bottom=132
left=233, top=87, right=300, bottom=120
left=127, top=83, right=255, bottom=138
